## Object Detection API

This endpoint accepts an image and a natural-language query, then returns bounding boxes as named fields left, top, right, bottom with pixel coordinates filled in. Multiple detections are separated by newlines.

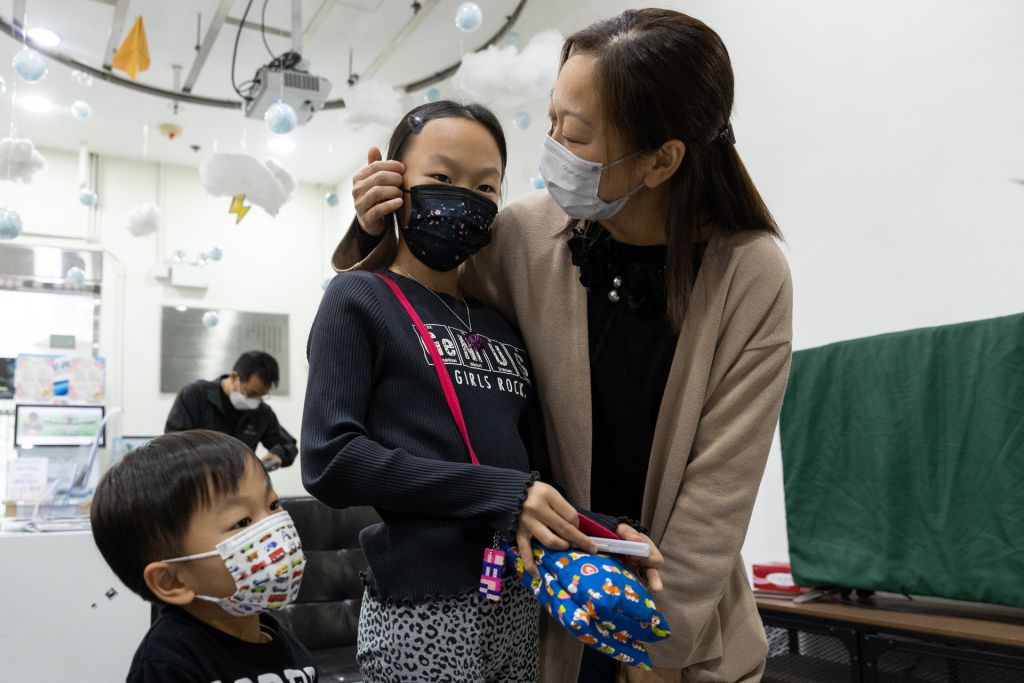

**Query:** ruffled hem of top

left=360, top=574, right=487, bottom=606
left=496, top=470, right=541, bottom=542
left=616, top=516, right=651, bottom=536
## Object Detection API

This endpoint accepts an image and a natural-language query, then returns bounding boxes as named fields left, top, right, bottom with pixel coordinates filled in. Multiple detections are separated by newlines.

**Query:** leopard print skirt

left=357, top=580, right=539, bottom=682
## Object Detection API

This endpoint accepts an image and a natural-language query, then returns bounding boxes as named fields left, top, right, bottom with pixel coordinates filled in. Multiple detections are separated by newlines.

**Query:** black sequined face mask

left=400, top=184, right=498, bottom=272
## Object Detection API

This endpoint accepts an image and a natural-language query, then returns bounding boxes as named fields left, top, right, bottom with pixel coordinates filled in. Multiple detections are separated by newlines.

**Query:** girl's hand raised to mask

left=352, top=146, right=405, bottom=237
left=515, top=482, right=598, bottom=579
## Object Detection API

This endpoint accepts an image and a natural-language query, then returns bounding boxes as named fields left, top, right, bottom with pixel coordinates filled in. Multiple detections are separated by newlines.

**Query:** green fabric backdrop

left=781, top=313, right=1024, bottom=607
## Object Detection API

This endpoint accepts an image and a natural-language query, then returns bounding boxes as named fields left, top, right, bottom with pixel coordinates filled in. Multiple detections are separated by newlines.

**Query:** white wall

left=702, top=0, right=1024, bottom=574
left=5, top=147, right=347, bottom=497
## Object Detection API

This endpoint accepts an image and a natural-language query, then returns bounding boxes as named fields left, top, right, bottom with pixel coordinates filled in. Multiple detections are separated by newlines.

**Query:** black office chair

left=278, top=497, right=380, bottom=682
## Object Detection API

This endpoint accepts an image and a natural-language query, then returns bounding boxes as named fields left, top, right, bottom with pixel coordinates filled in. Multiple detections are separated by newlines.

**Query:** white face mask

left=229, top=391, right=262, bottom=411
left=163, top=511, right=305, bottom=617
left=539, top=135, right=645, bottom=221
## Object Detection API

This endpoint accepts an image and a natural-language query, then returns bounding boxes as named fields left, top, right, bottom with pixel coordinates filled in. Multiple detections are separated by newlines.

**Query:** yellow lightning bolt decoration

left=229, top=195, right=250, bottom=224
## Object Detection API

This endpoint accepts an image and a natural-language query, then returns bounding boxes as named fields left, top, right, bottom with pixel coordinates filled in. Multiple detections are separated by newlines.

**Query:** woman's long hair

left=562, top=9, right=781, bottom=329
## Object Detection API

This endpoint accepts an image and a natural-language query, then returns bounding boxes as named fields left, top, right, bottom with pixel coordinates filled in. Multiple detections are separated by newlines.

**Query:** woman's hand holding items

left=516, top=482, right=598, bottom=578
left=352, top=146, right=406, bottom=236
left=617, top=523, right=664, bottom=592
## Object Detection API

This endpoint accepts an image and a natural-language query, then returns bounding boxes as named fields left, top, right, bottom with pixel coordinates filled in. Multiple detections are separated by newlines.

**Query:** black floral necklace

left=567, top=225, right=669, bottom=311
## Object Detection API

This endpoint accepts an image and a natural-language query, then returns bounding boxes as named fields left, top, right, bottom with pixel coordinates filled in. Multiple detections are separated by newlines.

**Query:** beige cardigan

left=333, top=190, right=793, bottom=682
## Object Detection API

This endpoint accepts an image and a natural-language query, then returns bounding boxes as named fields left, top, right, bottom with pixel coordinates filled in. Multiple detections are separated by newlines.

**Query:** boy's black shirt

left=127, top=605, right=317, bottom=683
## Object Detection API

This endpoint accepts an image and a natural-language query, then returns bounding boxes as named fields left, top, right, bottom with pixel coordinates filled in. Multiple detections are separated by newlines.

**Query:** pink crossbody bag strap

left=375, top=272, right=618, bottom=540
left=376, top=273, right=479, bottom=465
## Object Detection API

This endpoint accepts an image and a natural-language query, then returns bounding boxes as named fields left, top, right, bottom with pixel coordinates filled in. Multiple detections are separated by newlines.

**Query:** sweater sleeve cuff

left=355, top=220, right=386, bottom=258
left=496, top=470, right=541, bottom=541
left=578, top=510, right=619, bottom=534
left=615, top=516, right=650, bottom=536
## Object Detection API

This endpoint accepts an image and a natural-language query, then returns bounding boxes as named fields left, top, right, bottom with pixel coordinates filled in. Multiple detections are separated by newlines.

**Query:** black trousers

left=577, top=647, right=618, bottom=683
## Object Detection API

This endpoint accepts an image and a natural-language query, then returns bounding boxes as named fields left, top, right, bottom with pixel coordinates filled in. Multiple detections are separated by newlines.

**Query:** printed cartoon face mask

left=400, top=184, right=499, bottom=272
left=163, top=510, right=305, bottom=617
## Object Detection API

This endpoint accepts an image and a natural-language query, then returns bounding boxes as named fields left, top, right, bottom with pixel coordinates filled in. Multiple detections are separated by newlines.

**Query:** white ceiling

left=0, top=0, right=524, bottom=183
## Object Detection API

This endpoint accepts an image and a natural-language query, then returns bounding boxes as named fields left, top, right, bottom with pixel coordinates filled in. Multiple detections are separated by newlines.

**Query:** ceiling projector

left=243, top=58, right=332, bottom=126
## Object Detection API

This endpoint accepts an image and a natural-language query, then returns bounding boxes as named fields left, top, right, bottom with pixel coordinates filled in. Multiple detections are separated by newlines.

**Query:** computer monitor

left=14, top=404, right=106, bottom=448
left=109, top=435, right=157, bottom=467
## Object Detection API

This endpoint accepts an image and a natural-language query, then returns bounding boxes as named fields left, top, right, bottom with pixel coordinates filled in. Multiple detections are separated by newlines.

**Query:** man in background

left=165, top=351, right=297, bottom=470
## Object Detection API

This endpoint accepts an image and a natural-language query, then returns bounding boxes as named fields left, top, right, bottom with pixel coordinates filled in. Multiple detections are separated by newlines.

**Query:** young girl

left=301, top=101, right=604, bottom=682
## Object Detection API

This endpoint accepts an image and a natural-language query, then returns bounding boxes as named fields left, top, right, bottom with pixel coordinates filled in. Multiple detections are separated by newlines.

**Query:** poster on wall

left=68, top=357, right=106, bottom=402
left=14, top=355, right=55, bottom=402
left=160, top=307, right=290, bottom=394
left=6, top=457, right=49, bottom=501
left=13, top=354, right=106, bottom=404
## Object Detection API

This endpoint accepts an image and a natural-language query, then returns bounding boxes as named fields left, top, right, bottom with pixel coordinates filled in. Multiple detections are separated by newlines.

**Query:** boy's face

left=171, top=458, right=281, bottom=601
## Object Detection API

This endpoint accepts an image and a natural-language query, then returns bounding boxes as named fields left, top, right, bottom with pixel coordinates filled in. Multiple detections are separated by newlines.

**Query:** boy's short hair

left=91, top=430, right=261, bottom=602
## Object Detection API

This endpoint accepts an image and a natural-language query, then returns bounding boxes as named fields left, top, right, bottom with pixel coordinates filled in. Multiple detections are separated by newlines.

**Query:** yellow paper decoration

left=229, top=195, right=250, bottom=224
left=112, top=17, right=151, bottom=80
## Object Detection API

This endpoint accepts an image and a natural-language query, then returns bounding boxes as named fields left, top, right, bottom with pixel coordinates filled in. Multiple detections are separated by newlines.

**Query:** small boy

left=91, top=429, right=317, bottom=682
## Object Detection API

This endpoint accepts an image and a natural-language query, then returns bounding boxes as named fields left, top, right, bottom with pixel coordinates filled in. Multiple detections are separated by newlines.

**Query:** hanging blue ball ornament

left=264, top=101, right=297, bottom=135
left=65, top=266, right=86, bottom=287
left=325, top=192, right=339, bottom=207
left=530, top=173, right=546, bottom=190
left=209, top=246, right=223, bottom=262
left=502, top=32, right=521, bottom=50
left=513, top=111, right=531, bottom=130
left=71, top=69, right=94, bottom=87
left=202, top=311, right=220, bottom=328
left=70, top=100, right=92, bottom=121
left=79, top=188, right=98, bottom=206
left=424, top=87, right=441, bottom=103
left=13, top=47, right=47, bottom=83
left=454, top=2, right=483, bottom=32
left=0, top=207, right=23, bottom=240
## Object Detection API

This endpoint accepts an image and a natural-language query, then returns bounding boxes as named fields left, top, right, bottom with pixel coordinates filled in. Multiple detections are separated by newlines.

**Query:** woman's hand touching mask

left=352, top=146, right=405, bottom=236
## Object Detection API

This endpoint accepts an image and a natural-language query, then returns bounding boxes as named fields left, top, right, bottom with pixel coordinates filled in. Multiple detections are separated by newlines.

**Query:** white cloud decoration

left=342, top=79, right=403, bottom=130
left=199, top=153, right=296, bottom=217
left=0, top=136, right=47, bottom=183
left=125, top=202, right=161, bottom=237
left=452, top=30, right=563, bottom=101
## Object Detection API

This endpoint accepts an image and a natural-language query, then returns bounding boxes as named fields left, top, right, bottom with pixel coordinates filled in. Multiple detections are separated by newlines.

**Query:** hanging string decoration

left=0, top=207, right=23, bottom=240
left=65, top=266, right=86, bottom=287
left=455, top=2, right=483, bottom=32
left=199, top=153, right=296, bottom=218
left=12, top=47, right=47, bottom=83
left=70, top=100, right=93, bottom=121
left=265, top=101, right=297, bottom=135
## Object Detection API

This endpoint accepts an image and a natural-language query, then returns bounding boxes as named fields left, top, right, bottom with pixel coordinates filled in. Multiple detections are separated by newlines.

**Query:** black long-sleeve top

left=165, top=377, right=298, bottom=466
left=571, top=228, right=706, bottom=521
left=301, top=270, right=540, bottom=601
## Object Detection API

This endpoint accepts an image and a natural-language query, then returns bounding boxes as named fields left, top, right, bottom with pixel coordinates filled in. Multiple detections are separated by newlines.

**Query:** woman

left=302, top=100, right=660, bottom=682
left=338, top=10, right=792, bottom=683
